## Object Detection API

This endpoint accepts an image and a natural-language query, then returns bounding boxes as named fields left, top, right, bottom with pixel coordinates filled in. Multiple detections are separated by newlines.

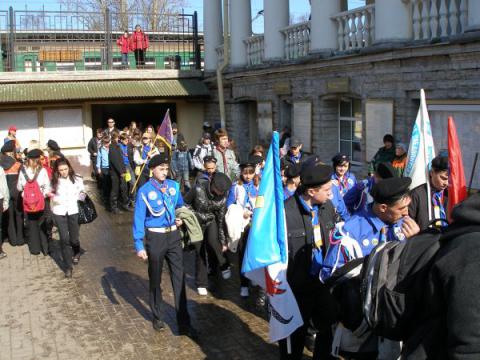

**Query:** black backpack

left=327, top=227, right=444, bottom=340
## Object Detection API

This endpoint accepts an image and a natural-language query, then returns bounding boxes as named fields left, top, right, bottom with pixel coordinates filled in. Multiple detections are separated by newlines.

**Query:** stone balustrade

left=412, top=0, right=467, bottom=40
left=281, top=21, right=311, bottom=60
left=332, top=5, right=375, bottom=51
left=245, top=35, right=265, bottom=66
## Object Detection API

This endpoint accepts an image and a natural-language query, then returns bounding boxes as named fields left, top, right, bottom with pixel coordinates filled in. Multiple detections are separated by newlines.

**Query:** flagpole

left=421, top=90, right=433, bottom=221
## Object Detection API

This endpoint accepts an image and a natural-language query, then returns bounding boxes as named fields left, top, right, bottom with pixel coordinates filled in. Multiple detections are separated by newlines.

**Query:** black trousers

left=145, top=229, right=190, bottom=326
left=100, top=168, right=111, bottom=205
left=278, top=288, right=337, bottom=360
left=110, top=171, right=128, bottom=210
left=134, top=49, right=145, bottom=68
left=7, top=195, right=24, bottom=246
left=237, top=226, right=250, bottom=287
left=193, top=220, right=227, bottom=288
left=53, top=213, right=80, bottom=270
left=26, top=211, right=48, bottom=255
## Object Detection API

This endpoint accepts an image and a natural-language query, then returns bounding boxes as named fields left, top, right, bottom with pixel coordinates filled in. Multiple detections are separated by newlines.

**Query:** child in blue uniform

left=331, top=153, right=356, bottom=197
left=133, top=153, right=196, bottom=337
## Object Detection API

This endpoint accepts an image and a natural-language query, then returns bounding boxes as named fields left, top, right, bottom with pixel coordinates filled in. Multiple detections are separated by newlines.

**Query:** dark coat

left=108, top=143, right=126, bottom=176
left=409, top=183, right=447, bottom=231
left=87, top=137, right=99, bottom=158
left=183, top=179, right=228, bottom=246
left=403, top=194, right=480, bottom=360
left=284, top=194, right=336, bottom=293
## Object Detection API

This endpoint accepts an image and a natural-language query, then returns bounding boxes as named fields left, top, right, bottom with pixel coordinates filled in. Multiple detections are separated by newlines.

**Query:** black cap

left=202, top=132, right=211, bottom=140
left=210, top=172, right=232, bottom=194
left=301, top=164, right=333, bottom=188
left=284, top=163, right=301, bottom=179
left=240, top=155, right=263, bottom=169
left=203, top=155, right=217, bottom=164
left=371, top=177, right=412, bottom=204
left=431, top=155, right=448, bottom=172
left=27, top=148, right=43, bottom=159
left=47, top=139, right=60, bottom=151
left=332, top=153, right=350, bottom=166
left=1, top=140, right=15, bottom=153
left=148, top=153, right=170, bottom=169
left=290, top=137, right=302, bottom=148
left=376, top=162, right=397, bottom=179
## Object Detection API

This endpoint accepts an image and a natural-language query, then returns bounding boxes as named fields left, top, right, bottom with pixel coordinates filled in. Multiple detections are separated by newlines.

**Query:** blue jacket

left=226, top=180, right=258, bottom=210
left=171, top=150, right=193, bottom=174
left=330, top=185, right=351, bottom=222
left=96, top=146, right=109, bottom=169
left=343, top=177, right=375, bottom=214
left=320, top=205, right=405, bottom=282
left=132, top=178, right=183, bottom=252
left=331, top=172, right=357, bottom=197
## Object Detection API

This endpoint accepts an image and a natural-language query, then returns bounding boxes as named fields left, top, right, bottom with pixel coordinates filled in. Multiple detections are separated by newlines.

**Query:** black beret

left=240, top=155, right=263, bottom=168
left=332, top=153, right=350, bottom=166
left=301, top=164, right=333, bottom=188
left=203, top=155, right=217, bottom=164
left=148, top=153, right=170, bottom=169
left=431, top=155, right=448, bottom=172
left=47, top=139, right=60, bottom=151
left=376, top=162, right=397, bottom=179
left=210, top=172, right=232, bottom=194
left=371, top=177, right=412, bottom=204
left=27, top=148, right=43, bottom=159
left=1, top=140, right=15, bottom=153
left=284, top=163, right=301, bottom=179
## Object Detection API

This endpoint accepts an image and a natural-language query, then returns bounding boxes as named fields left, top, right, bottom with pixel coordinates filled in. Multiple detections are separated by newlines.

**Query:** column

left=375, top=0, right=412, bottom=43
left=203, top=0, right=223, bottom=71
left=230, top=0, right=251, bottom=67
left=467, top=0, right=480, bottom=31
left=310, top=0, right=342, bottom=53
left=264, top=0, right=289, bottom=61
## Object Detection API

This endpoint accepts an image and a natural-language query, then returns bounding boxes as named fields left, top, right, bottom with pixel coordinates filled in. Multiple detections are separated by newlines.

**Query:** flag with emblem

left=404, top=89, right=436, bottom=218
left=156, top=109, right=173, bottom=152
left=241, top=131, right=303, bottom=343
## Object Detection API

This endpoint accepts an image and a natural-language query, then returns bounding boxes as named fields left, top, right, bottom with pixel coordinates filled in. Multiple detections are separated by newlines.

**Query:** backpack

left=21, top=167, right=45, bottom=213
left=327, top=227, right=444, bottom=340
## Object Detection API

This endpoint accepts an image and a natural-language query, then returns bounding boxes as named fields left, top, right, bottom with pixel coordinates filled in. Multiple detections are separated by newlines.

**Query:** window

left=338, top=98, right=362, bottom=163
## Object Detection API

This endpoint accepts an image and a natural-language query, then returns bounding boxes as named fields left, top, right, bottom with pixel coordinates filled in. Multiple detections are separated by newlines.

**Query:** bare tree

left=59, top=0, right=187, bottom=31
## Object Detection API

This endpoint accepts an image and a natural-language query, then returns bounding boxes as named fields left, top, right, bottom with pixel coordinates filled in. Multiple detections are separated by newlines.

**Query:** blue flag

left=242, top=131, right=286, bottom=273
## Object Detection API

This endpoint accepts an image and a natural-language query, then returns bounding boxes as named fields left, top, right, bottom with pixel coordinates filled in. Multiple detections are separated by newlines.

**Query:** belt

left=147, top=225, right=177, bottom=233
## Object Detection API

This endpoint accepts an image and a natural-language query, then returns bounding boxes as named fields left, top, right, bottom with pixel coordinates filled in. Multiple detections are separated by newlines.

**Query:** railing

left=332, top=5, right=375, bottom=51
left=412, top=0, right=467, bottom=40
left=245, top=35, right=264, bottom=66
left=281, top=21, right=310, bottom=60
left=0, top=7, right=202, bottom=72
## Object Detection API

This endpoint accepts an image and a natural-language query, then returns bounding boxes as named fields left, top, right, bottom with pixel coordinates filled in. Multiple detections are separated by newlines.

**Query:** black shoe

left=72, top=253, right=80, bottom=265
left=178, top=325, right=198, bottom=339
left=152, top=319, right=165, bottom=332
left=65, top=268, right=73, bottom=278
left=0, top=251, right=6, bottom=260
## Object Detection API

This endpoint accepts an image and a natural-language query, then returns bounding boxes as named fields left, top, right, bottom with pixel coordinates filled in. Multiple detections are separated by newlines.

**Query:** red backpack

left=21, top=167, right=45, bottom=213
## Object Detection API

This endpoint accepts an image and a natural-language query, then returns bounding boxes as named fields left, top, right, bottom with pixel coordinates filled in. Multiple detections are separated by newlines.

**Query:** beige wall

left=176, top=101, right=205, bottom=148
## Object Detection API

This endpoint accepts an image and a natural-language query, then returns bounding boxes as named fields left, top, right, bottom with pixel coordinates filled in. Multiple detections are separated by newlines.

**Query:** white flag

left=404, top=89, right=436, bottom=190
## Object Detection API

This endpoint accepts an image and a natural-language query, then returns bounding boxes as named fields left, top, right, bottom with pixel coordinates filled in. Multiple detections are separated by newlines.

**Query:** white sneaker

left=221, top=268, right=232, bottom=280
left=240, top=287, right=249, bottom=298
left=197, top=287, right=208, bottom=296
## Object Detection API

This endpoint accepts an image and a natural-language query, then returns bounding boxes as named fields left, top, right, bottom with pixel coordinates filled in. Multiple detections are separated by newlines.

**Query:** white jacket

left=51, top=176, right=85, bottom=216
left=0, top=167, right=9, bottom=210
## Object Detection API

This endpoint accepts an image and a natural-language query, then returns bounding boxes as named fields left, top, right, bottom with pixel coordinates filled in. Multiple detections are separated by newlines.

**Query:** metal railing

left=0, top=6, right=202, bottom=72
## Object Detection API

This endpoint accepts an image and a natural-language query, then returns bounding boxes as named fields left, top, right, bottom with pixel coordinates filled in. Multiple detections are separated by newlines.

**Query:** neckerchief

left=333, top=173, right=350, bottom=196
left=289, top=152, right=302, bottom=164
left=298, top=195, right=323, bottom=276
left=432, top=190, right=446, bottom=224
left=142, top=145, right=151, bottom=161
left=243, top=180, right=258, bottom=210
left=216, top=146, right=228, bottom=174
left=149, top=179, right=173, bottom=225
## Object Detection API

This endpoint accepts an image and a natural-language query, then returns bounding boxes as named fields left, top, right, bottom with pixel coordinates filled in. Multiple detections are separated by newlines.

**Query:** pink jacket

left=129, top=31, right=149, bottom=51
left=116, top=36, right=130, bottom=53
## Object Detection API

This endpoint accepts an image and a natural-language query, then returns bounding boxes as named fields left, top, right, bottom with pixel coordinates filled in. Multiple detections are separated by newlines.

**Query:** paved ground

left=0, top=183, right=285, bottom=360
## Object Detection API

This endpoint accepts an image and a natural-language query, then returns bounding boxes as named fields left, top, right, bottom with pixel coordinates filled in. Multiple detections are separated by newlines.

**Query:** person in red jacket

left=129, top=24, right=149, bottom=68
left=116, top=30, right=130, bottom=68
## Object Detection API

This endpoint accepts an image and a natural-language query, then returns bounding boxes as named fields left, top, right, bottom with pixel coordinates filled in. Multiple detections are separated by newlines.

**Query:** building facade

left=203, top=0, right=480, bottom=188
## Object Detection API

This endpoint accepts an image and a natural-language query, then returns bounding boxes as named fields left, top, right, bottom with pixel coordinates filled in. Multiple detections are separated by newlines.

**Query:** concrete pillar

left=375, top=0, right=412, bottom=43
left=467, top=0, right=480, bottom=31
left=230, top=0, right=251, bottom=67
left=310, top=0, right=342, bottom=53
left=264, top=0, right=289, bottom=61
left=203, top=0, right=223, bottom=71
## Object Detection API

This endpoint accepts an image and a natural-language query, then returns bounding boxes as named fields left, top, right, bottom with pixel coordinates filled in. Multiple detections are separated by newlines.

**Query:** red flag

left=448, top=116, right=467, bottom=222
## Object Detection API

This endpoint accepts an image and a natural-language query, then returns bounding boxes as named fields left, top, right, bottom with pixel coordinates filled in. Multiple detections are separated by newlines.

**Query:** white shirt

left=51, top=176, right=85, bottom=216
left=17, top=166, right=51, bottom=196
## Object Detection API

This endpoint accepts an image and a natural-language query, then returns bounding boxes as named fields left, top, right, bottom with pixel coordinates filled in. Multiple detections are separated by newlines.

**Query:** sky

left=3, top=0, right=366, bottom=33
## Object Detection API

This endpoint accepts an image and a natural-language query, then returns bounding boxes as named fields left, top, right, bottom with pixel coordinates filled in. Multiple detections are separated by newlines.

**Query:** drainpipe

left=217, top=0, right=229, bottom=129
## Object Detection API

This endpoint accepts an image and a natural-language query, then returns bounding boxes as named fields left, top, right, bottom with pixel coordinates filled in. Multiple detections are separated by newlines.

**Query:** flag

left=404, top=89, right=436, bottom=189
left=447, top=116, right=467, bottom=221
left=156, top=109, right=173, bottom=152
left=242, top=131, right=303, bottom=343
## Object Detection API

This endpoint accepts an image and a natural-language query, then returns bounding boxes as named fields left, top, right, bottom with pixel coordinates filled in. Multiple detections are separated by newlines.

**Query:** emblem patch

left=372, top=238, right=379, bottom=246
left=169, top=187, right=176, bottom=196
left=362, top=239, right=370, bottom=247
left=148, top=191, right=158, bottom=201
